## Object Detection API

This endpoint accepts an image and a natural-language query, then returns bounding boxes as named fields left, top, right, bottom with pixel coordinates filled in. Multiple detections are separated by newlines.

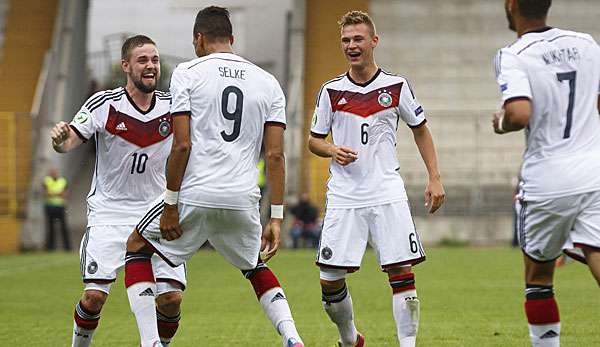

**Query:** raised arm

left=50, top=121, right=83, bottom=153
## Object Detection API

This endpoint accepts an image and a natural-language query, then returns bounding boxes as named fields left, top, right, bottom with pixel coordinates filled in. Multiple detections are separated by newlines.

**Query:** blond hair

left=338, top=10, right=376, bottom=36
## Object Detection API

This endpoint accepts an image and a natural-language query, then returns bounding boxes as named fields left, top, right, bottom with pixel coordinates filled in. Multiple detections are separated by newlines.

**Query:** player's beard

left=132, top=73, right=157, bottom=94
left=505, top=3, right=516, bottom=32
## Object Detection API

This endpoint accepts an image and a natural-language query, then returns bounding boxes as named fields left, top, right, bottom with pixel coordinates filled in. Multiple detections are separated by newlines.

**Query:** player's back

left=499, top=28, right=600, bottom=199
left=170, top=52, right=286, bottom=209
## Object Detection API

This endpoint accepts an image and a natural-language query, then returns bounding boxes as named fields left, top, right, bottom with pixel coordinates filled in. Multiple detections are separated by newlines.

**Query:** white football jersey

left=495, top=27, right=600, bottom=200
left=170, top=52, right=286, bottom=209
left=70, top=87, right=173, bottom=226
left=311, top=69, right=426, bottom=208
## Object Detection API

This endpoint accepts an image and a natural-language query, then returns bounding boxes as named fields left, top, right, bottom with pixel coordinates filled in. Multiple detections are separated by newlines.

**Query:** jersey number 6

left=220, top=86, right=244, bottom=142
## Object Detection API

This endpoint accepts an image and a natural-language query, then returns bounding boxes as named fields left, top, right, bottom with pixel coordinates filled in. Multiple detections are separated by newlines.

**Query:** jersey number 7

left=557, top=71, right=576, bottom=139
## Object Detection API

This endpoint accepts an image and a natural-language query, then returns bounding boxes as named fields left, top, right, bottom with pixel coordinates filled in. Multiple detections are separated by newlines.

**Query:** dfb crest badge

left=321, top=246, right=333, bottom=260
left=87, top=260, right=98, bottom=274
left=378, top=91, right=392, bottom=107
left=158, top=120, right=171, bottom=137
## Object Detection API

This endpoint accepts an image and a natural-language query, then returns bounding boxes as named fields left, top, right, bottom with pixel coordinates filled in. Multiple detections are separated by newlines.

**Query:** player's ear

left=371, top=34, right=379, bottom=48
left=229, top=35, right=234, bottom=46
left=121, top=59, right=129, bottom=73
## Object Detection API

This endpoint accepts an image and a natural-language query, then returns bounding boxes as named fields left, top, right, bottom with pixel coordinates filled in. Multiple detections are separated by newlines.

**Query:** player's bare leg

left=124, top=230, right=161, bottom=347
left=320, top=270, right=363, bottom=347
left=72, top=289, right=107, bottom=347
left=581, top=246, right=600, bottom=286
left=243, top=260, right=304, bottom=347
left=387, top=265, right=419, bottom=347
left=155, top=288, right=183, bottom=347
left=523, top=255, right=560, bottom=347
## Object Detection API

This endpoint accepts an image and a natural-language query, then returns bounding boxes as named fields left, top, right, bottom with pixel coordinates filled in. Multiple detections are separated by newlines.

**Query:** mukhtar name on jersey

left=219, top=66, right=246, bottom=80
left=542, top=47, right=580, bottom=65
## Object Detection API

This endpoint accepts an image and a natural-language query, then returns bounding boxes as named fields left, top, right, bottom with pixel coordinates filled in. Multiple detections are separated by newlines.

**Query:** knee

left=81, top=290, right=108, bottom=313
left=386, top=265, right=412, bottom=278
left=157, top=291, right=183, bottom=315
left=320, top=278, right=346, bottom=293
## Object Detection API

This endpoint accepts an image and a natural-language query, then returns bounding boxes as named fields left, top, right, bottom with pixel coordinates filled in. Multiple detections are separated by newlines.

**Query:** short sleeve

left=397, top=81, right=426, bottom=128
left=266, top=77, right=287, bottom=126
left=69, top=92, right=105, bottom=141
left=495, top=49, right=532, bottom=102
left=170, top=65, right=191, bottom=115
left=310, top=86, right=333, bottom=137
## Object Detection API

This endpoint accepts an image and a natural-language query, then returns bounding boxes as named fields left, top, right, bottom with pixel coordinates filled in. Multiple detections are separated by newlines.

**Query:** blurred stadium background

left=2, top=1, right=600, bottom=346
left=1, top=0, right=599, bottom=253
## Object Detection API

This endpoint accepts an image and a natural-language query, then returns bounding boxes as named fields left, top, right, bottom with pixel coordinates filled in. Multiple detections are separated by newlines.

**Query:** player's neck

left=205, top=43, right=234, bottom=55
left=125, top=84, right=154, bottom=111
left=516, top=18, right=548, bottom=37
left=348, top=63, right=379, bottom=84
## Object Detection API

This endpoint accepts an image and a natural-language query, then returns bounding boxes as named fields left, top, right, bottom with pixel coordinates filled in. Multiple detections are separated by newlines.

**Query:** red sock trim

left=74, top=305, right=100, bottom=331
left=389, top=272, right=416, bottom=294
left=124, top=260, right=155, bottom=288
left=157, top=320, right=179, bottom=339
left=248, top=268, right=281, bottom=299
left=525, top=298, right=560, bottom=324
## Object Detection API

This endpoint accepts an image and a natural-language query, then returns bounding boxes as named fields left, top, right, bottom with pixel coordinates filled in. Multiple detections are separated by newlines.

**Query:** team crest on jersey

left=321, top=246, right=333, bottom=260
left=73, top=110, right=90, bottom=124
left=378, top=91, right=393, bottom=107
left=87, top=260, right=98, bottom=274
left=158, top=120, right=171, bottom=137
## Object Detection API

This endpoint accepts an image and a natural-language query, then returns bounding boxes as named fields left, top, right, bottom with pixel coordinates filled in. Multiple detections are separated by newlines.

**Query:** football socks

left=525, top=284, right=560, bottom=346
left=322, top=284, right=358, bottom=346
left=389, top=272, right=419, bottom=347
left=72, top=301, right=100, bottom=347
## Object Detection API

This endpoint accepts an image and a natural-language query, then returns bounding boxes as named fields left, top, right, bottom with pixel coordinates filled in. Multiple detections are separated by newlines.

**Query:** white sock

left=259, top=287, right=303, bottom=345
left=72, top=321, right=95, bottom=347
left=529, top=323, right=560, bottom=347
left=126, top=282, right=160, bottom=347
left=323, top=286, right=358, bottom=346
left=393, top=289, right=419, bottom=347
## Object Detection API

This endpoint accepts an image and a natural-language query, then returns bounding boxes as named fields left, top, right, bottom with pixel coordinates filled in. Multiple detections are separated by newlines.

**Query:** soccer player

left=50, top=35, right=186, bottom=347
left=308, top=11, right=445, bottom=347
left=494, top=0, right=600, bottom=345
left=122, top=7, right=304, bottom=347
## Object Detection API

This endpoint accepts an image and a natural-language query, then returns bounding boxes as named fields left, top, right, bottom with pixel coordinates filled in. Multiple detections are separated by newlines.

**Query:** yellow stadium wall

left=302, top=0, right=369, bottom=210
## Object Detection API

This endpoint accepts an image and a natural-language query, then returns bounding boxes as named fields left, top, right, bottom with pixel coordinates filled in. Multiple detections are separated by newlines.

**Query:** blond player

left=308, top=11, right=445, bottom=347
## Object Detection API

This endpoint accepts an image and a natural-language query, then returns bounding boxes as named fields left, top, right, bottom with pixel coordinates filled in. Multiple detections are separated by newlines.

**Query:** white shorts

left=316, top=201, right=425, bottom=271
left=137, top=199, right=262, bottom=271
left=515, top=190, right=600, bottom=262
left=79, top=225, right=187, bottom=291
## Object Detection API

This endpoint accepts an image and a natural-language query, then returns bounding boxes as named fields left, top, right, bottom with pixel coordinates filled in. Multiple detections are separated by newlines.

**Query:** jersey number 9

left=220, top=86, right=244, bottom=142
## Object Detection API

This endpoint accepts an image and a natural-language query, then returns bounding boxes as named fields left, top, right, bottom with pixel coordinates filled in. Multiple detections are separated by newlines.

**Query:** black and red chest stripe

left=105, top=105, right=172, bottom=147
left=328, top=82, right=403, bottom=118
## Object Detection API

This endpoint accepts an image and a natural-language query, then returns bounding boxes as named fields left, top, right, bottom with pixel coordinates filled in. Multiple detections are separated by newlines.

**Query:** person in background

left=43, top=167, right=71, bottom=251
left=290, top=193, right=320, bottom=249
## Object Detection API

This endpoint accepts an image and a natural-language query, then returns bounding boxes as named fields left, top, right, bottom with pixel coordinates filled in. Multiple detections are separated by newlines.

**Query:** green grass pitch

left=1, top=248, right=598, bottom=346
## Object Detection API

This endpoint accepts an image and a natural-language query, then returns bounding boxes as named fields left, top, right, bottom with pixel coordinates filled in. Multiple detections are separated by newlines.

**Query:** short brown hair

left=121, top=35, right=156, bottom=60
left=338, top=10, right=376, bottom=36
left=193, top=6, right=233, bottom=42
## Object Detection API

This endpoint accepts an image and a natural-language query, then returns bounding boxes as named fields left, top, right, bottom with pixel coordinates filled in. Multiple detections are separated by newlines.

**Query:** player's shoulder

left=154, top=90, right=171, bottom=101
left=83, top=87, right=126, bottom=112
left=319, top=73, right=346, bottom=90
left=380, top=68, right=409, bottom=84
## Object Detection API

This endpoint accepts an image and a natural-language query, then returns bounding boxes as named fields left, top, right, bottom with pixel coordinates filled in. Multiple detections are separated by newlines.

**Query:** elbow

left=266, top=149, right=285, bottom=165
left=173, top=140, right=191, bottom=154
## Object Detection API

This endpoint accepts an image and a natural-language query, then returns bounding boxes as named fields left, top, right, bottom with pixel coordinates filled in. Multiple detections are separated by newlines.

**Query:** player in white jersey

left=121, top=7, right=304, bottom=347
left=50, top=35, right=185, bottom=347
left=308, top=11, right=445, bottom=347
left=493, top=0, right=600, bottom=345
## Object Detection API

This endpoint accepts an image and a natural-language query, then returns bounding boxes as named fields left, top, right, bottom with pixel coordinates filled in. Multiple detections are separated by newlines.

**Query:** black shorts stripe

left=80, top=228, right=90, bottom=277
left=136, top=201, right=165, bottom=233
left=135, top=200, right=164, bottom=233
